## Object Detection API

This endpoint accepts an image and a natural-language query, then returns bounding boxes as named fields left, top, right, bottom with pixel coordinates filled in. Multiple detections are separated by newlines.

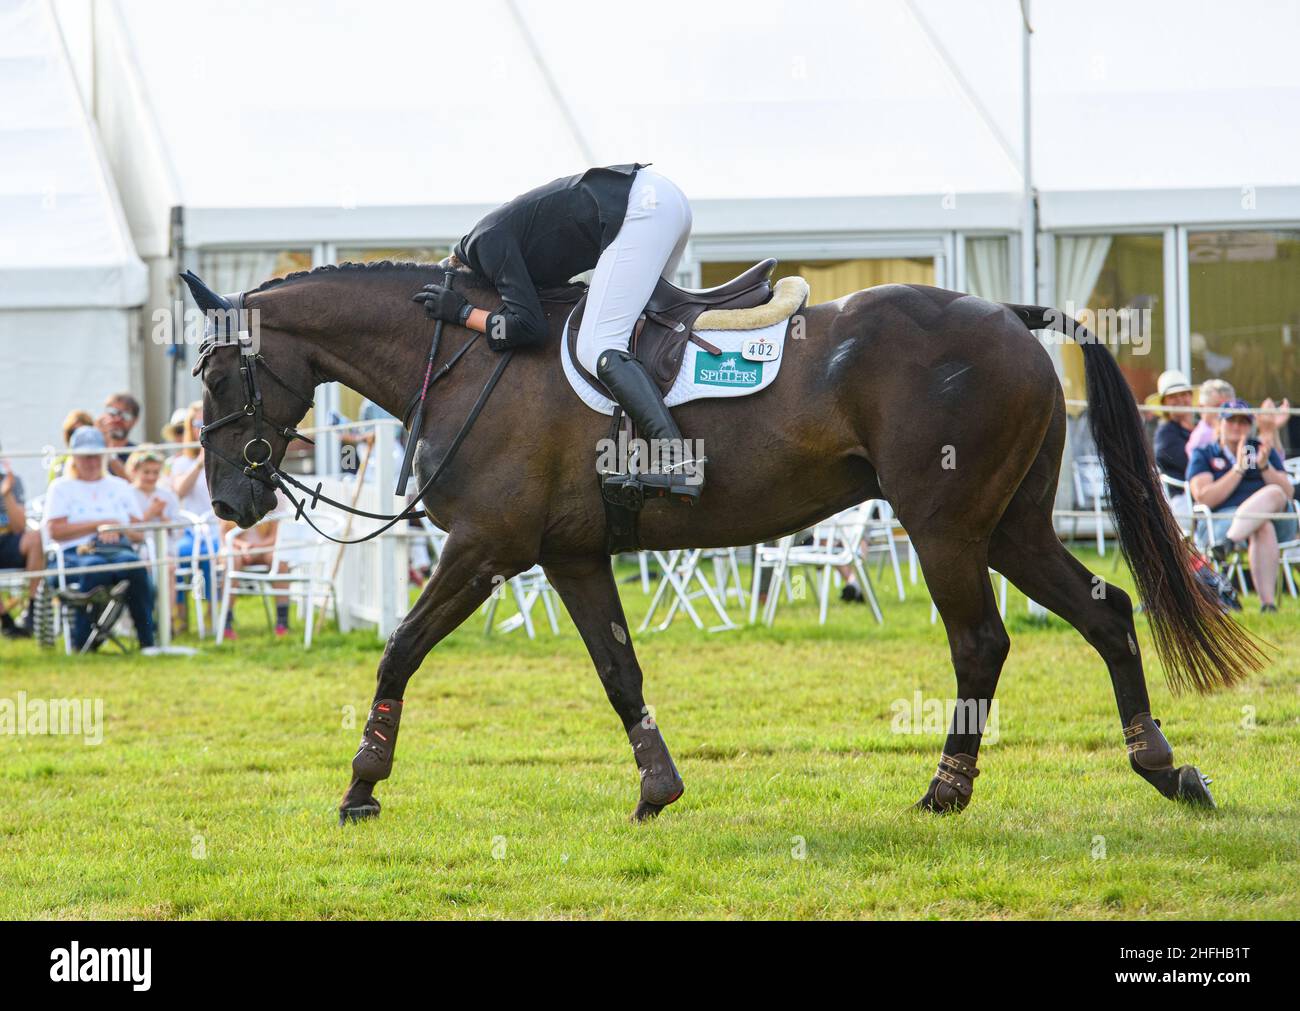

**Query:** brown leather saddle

left=565, top=258, right=778, bottom=395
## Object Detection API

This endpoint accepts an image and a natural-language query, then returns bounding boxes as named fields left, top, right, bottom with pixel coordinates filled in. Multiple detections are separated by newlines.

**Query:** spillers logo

left=694, top=351, right=762, bottom=388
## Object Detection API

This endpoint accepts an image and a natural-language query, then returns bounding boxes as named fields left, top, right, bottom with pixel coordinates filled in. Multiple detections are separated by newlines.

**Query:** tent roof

left=103, top=0, right=1300, bottom=245
left=1030, top=0, right=1300, bottom=228
left=106, top=0, right=1026, bottom=242
left=0, top=0, right=146, bottom=307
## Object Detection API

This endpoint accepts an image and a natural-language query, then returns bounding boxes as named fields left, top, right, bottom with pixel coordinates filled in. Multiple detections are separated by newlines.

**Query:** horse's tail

left=1006, top=303, right=1266, bottom=694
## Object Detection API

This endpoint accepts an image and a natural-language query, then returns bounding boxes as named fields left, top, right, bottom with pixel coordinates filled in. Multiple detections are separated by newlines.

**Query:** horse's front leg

left=543, top=554, right=684, bottom=821
left=339, top=532, right=523, bottom=824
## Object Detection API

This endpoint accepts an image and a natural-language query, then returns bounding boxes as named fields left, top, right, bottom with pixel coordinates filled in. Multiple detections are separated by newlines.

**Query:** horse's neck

left=255, top=277, right=436, bottom=421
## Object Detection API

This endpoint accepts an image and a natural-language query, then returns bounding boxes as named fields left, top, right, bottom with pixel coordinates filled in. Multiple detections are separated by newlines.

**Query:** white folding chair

left=170, top=511, right=222, bottom=639
left=1159, top=474, right=1194, bottom=536
left=861, top=499, right=906, bottom=602
left=639, top=548, right=739, bottom=632
left=1072, top=455, right=1109, bottom=555
left=216, top=512, right=339, bottom=648
left=761, top=507, right=883, bottom=627
left=482, top=564, right=560, bottom=638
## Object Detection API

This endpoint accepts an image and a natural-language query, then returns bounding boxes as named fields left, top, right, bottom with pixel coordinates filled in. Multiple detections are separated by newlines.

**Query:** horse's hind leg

left=911, top=535, right=1010, bottom=813
left=543, top=554, right=684, bottom=822
left=339, top=531, right=524, bottom=824
left=988, top=491, right=1215, bottom=807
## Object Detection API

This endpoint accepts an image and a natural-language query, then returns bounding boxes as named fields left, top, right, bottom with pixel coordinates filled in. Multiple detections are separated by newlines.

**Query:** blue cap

left=69, top=426, right=107, bottom=450
left=1220, top=399, right=1252, bottom=421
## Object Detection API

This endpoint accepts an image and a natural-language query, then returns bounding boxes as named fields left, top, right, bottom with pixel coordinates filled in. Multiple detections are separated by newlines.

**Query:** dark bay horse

left=184, top=261, right=1262, bottom=823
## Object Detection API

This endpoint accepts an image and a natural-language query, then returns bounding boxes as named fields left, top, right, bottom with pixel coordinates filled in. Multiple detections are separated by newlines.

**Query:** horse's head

left=181, top=271, right=316, bottom=528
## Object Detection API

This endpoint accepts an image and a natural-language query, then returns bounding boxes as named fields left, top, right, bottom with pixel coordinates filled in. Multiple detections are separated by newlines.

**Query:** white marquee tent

left=0, top=0, right=146, bottom=493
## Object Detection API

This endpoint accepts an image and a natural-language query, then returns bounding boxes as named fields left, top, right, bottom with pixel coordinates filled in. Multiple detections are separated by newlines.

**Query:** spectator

left=42, top=427, right=155, bottom=651
left=95, top=392, right=141, bottom=479
left=1187, top=398, right=1296, bottom=613
left=127, top=449, right=185, bottom=629
left=126, top=450, right=182, bottom=524
left=167, top=402, right=218, bottom=633
left=160, top=407, right=187, bottom=446
left=0, top=457, right=42, bottom=637
left=1152, top=370, right=1195, bottom=482
left=53, top=409, right=95, bottom=481
left=1187, top=379, right=1235, bottom=454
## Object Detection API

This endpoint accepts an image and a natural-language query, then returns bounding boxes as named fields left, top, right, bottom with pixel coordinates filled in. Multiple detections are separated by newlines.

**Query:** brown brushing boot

left=628, top=720, right=685, bottom=822
left=340, top=698, right=403, bottom=824
left=915, top=752, right=980, bottom=813
left=1123, top=711, right=1215, bottom=808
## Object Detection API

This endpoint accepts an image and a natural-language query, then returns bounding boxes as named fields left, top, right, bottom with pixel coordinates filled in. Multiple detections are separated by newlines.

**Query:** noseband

left=194, top=292, right=316, bottom=484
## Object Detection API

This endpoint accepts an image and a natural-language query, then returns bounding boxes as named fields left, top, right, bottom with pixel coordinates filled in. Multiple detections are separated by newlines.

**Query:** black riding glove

left=412, top=284, right=469, bottom=324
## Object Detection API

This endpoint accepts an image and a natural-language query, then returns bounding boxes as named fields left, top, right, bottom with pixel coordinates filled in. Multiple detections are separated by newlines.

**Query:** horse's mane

left=247, top=259, right=455, bottom=296
left=246, top=258, right=585, bottom=303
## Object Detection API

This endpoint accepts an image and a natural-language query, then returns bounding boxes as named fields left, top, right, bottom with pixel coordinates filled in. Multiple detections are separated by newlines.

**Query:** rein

left=193, top=291, right=512, bottom=546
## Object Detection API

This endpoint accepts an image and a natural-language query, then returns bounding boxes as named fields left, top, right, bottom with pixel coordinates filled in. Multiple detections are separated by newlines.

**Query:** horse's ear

left=179, top=270, right=232, bottom=313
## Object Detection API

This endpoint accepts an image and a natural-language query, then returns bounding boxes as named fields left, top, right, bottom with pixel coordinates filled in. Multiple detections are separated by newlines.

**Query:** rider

left=413, top=163, right=701, bottom=502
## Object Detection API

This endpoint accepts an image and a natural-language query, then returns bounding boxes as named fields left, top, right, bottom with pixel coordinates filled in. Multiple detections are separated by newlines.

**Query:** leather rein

left=193, top=291, right=511, bottom=546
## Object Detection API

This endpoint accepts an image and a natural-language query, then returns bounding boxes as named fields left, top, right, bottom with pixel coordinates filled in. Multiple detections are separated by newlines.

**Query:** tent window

left=1188, top=230, right=1300, bottom=409
left=1055, top=234, right=1165, bottom=411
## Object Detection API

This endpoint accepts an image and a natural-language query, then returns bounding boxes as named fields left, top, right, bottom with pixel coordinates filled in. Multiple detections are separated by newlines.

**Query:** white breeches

left=575, top=168, right=692, bottom=374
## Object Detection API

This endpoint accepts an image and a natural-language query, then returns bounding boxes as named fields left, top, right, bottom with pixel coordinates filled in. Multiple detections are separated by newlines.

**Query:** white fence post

left=374, top=419, right=401, bottom=639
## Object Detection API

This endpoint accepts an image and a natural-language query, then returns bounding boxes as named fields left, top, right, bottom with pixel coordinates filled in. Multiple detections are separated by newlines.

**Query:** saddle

left=565, top=258, right=778, bottom=394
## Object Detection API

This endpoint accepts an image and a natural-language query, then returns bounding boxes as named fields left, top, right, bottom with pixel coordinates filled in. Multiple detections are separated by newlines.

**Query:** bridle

left=192, top=289, right=512, bottom=545
left=195, top=292, right=317, bottom=481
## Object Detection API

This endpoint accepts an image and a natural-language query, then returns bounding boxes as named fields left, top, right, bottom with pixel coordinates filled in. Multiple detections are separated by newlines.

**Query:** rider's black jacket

left=452, top=163, right=646, bottom=347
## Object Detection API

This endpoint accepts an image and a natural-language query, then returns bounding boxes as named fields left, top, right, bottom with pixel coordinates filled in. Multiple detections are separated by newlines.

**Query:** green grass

left=1, top=548, right=1297, bottom=920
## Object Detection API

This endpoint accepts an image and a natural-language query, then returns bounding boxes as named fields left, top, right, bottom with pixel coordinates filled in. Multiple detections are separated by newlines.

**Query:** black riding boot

left=597, top=350, right=703, bottom=503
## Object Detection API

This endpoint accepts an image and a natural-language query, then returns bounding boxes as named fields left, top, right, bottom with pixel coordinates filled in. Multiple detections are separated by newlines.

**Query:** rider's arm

left=467, top=235, right=549, bottom=348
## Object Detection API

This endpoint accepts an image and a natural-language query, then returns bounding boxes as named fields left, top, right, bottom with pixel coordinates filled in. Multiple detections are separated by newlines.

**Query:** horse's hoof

left=630, top=786, right=683, bottom=823
left=1174, top=765, right=1216, bottom=809
left=912, top=793, right=966, bottom=815
left=338, top=797, right=381, bottom=825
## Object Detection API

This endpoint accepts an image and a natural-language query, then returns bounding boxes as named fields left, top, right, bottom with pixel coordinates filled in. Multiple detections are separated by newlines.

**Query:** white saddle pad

left=562, top=305, right=796, bottom=415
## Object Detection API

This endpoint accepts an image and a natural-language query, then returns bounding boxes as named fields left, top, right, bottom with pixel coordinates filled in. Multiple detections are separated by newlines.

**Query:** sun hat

left=1156, top=369, right=1193, bottom=401
left=69, top=426, right=107, bottom=451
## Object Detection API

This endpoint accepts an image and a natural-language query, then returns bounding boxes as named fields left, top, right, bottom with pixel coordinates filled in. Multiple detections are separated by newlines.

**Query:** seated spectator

left=42, top=427, right=155, bottom=651
left=127, top=449, right=185, bottom=629
left=161, top=407, right=187, bottom=447
left=95, top=392, right=141, bottom=480
left=126, top=450, right=182, bottom=524
left=53, top=409, right=95, bottom=481
left=1187, top=379, right=1235, bottom=454
left=0, top=457, right=42, bottom=637
left=1152, top=370, right=1195, bottom=482
left=167, top=402, right=219, bottom=632
left=1188, top=398, right=1296, bottom=613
